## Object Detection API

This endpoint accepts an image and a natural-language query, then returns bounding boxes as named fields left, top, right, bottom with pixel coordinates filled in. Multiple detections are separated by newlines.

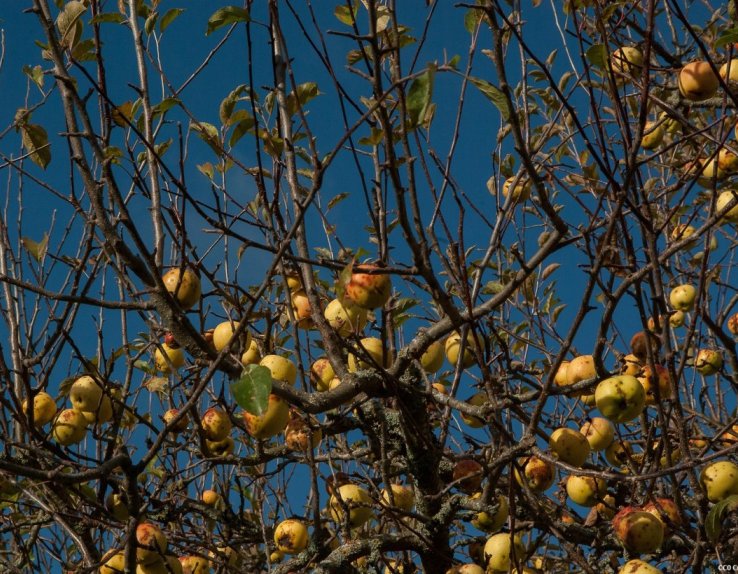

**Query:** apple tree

left=2, top=0, right=738, bottom=573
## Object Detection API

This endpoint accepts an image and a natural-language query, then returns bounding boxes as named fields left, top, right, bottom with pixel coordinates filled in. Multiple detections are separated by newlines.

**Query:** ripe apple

left=579, top=417, right=615, bottom=451
left=549, top=427, right=590, bottom=467
left=630, top=330, right=661, bottom=361
left=22, top=391, right=57, bottom=427
left=162, top=408, right=188, bottom=433
left=212, top=320, right=251, bottom=353
left=617, top=560, right=663, bottom=574
left=201, top=489, right=221, bottom=508
left=470, top=493, right=508, bottom=533
left=445, top=331, right=483, bottom=369
left=605, top=439, right=633, bottom=468
left=136, top=522, right=168, bottom=565
left=290, top=290, right=313, bottom=329
left=243, top=394, right=289, bottom=439
left=566, top=474, right=607, bottom=507
left=99, top=550, right=126, bottom=574
left=483, top=532, right=525, bottom=572
left=717, top=190, right=738, bottom=223
left=669, top=310, right=685, bottom=328
left=460, top=392, right=486, bottom=428
left=679, top=61, right=719, bottom=101
left=720, top=424, right=738, bottom=446
left=621, top=354, right=642, bottom=376
left=637, top=364, right=671, bottom=405
left=595, top=375, right=646, bottom=423
left=501, top=177, right=532, bottom=203
left=78, top=393, right=113, bottom=425
left=323, top=298, right=368, bottom=336
left=162, top=267, right=201, bottom=310
left=611, top=46, right=643, bottom=76
left=209, top=546, right=239, bottom=569
left=345, top=265, right=392, bottom=309
left=728, top=312, right=738, bottom=335
left=514, top=456, right=555, bottom=492
left=695, top=348, right=723, bottom=376
left=52, top=408, right=87, bottom=445
left=200, top=407, right=231, bottom=441
left=719, top=147, right=738, bottom=173
left=565, top=354, right=596, bottom=393
left=553, top=360, right=570, bottom=386
left=69, top=375, right=103, bottom=412
left=612, top=507, right=664, bottom=554
left=284, top=412, right=322, bottom=451
left=178, top=555, right=209, bottom=574
left=310, top=357, right=335, bottom=392
left=136, top=557, right=181, bottom=574
left=669, top=284, right=697, bottom=312
left=720, top=59, right=738, bottom=83
left=203, top=436, right=235, bottom=457
left=105, top=491, right=129, bottom=522
left=670, top=222, right=698, bottom=246
left=348, top=337, right=385, bottom=372
left=420, top=340, right=445, bottom=373
left=260, top=354, right=298, bottom=385
left=381, top=484, right=415, bottom=512
left=240, top=338, right=261, bottom=366
left=643, top=498, right=682, bottom=534
left=154, top=343, right=185, bottom=373
left=274, top=518, right=309, bottom=554
left=700, top=460, right=738, bottom=502
left=595, top=494, right=617, bottom=520
left=329, top=483, right=373, bottom=527
left=641, top=121, right=664, bottom=150
left=447, top=565, right=485, bottom=574
left=452, top=459, right=484, bottom=493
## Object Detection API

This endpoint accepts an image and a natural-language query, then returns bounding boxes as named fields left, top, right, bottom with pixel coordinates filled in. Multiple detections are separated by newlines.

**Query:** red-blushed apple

left=243, top=394, right=289, bottom=440
left=728, top=312, right=738, bottom=335
left=310, top=357, right=335, bottom=392
left=678, top=61, right=719, bottom=101
left=154, top=343, right=185, bottom=373
left=22, top=391, right=57, bottom=427
left=348, top=337, right=385, bottom=372
left=162, top=408, right=188, bottom=433
left=612, top=507, right=664, bottom=554
left=637, top=364, right=672, bottom=405
left=212, top=320, right=251, bottom=353
left=642, top=498, right=682, bottom=534
left=445, top=331, right=483, bottom=369
left=470, top=493, right=508, bottom=533
left=700, top=460, right=738, bottom=502
left=290, top=289, right=313, bottom=329
left=178, top=555, right=209, bottom=574
left=669, top=284, right=697, bottom=311
left=52, top=408, right=87, bottom=445
left=329, top=483, right=374, bottom=527
left=284, top=411, right=322, bottom=451
left=260, top=354, right=297, bottom=385
left=695, top=348, right=723, bottom=376
left=345, top=265, right=392, bottom=309
left=617, top=559, right=663, bottom=574
left=483, top=532, right=525, bottom=572
left=514, top=455, right=555, bottom=492
left=579, top=417, right=615, bottom=451
left=381, top=483, right=415, bottom=512
left=135, top=521, right=168, bottom=565
left=162, top=267, right=201, bottom=310
left=274, top=518, right=309, bottom=554
left=594, top=375, right=646, bottom=423
left=323, top=297, right=368, bottom=336
left=548, top=427, right=590, bottom=467
left=566, top=474, right=607, bottom=507
left=452, top=459, right=484, bottom=493
left=200, top=407, right=231, bottom=441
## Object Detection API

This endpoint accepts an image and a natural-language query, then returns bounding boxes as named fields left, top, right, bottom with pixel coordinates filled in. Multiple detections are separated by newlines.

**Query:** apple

left=381, top=484, right=414, bottom=512
left=452, top=459, right=484, bottom=493
left=136, top=522, right=168, bottom=565
left=564, top=354, right=596, bottom=393
left=630, top=331, right=661, bottom=361
left=700, top=460, right=738, bottom=502
left=718, top=147, right=738, bottom=173
left=566, top=475, right=607, bottom=507
left=204, top=436, right=234, bottom=457
left=284, top=412, right=322, bottom=451
left=345, top=265, right=392, bottom=309
left=595, top=375, right=646, bottom=423
left=178, top=555, right=209, bottom=574
left=612, top=507, right=664, bottom=554
left=136, top=558, right=182, bottom=574
left=22, top=391, right=57, bottom=427
left=420, top=340, right=445, bottom=373
left=243, top=394, right=289, bottom=439
left=460, top=392, right=486, bottom=428
left=679, top=61, right=719, bottom=101
left=52, top=408, right=87, bottom=445
left=329, top=483, right=373, bottom=527
left=274, top=518, right=309, bottom=554
left=669, top=310, right=685, bottom=328
left=670, top=223, right=698, bottom=246
left=611, top=46, right=643, bottom=76
left=323, top=298, right=368, bottom=336
left=605, top=439, right=633, bottom=468
left=270, top=550, right=284, bottom=563
left=209, top=546, right=239, bottom=569
left=445, top=331, right=483, bottom=369
left=310, top=357, right=335, bottom=392
left=447, top=566, right=485, bottom=574
left=69, top=375, right=103, bottom=412
left=240, top=338, right=261, bottom=366
left=641, top=121, right=664, bottom=150
left=212, top=320, right=251, bottom=353
left=260, top=354, right=298, bottom=385
left=78, top=393, right=113, bottom=425
left=201, top=489, right=221, bottom=507
left=290, top=290, right=313, bottom=329
left=637, top=364, right=671, bottom=405
left=105, top=491, right=129, bottom=521
left=284, top=272, right=302, bottom=292
left=162, top=267, right=200, bottom=310
left=695, top=348, right=723, bottom=376
left=99, top=550, right=126, bottom=574
left=200, top=407, right=231, bottom=441
left=716, top=190, right=738, bottom=223
left=549, top=427, right=590, bottom=467
left=720, top=424, right=738, bottom=446
left=728, top=312, right=738, bottom=335
left=501, top=177, right=532, bottom=203
left=579, top=417, right=615, bottom=451
left=154, top=343, right=185, bottom=373
left=162, top=408, right=188, bottom=433
left=595, top=494, right=617, bottom=520
left=617, top=560, right=663, bottom=574
left=553, top=360, right=570, bottom=386
left=643, top=498, right=682, bottom=534
left=620, top=354, right=642, bottom=376
left=514, top=456, right=555, bottom=492
left=348, top=337, right=385, bottom=372
left=483, top=532, right=525, bottom=572
left=470, top=493, right=508, bottom=533
left=669, top=284, right=697, bottom=311
left=720, top=59, right=738, bottom=83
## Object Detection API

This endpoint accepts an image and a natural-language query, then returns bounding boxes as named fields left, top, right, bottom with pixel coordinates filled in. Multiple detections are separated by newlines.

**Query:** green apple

left=718, top=148, right=738, bottom=173
left=679, top=61, right=719, bottom=101
left=695, top=348, right=723, bottom=376
left=579, top=417, right=615, bottom=451
left=612, top=507, right=664, bottom=554
left=274, top=518, right=309, bottom=554
left=329, top=483, right=373, bottom=527
left=566, top=475, right=606, bottom=507
left=162, top=267, right=200, bottom=310
left=323, top=298, right=368, bottom=336
left=345, top=265, right=392, bottom=309
left=595, top=375, right=646, bottom=423
left=203, top=436, right=234, bottom=457
left=700, top=460, right=738, bottom=502
left=549, top=427, right=590, bottom=467
left=483, top=532, right=525, bottom=572
left=105, top=491, right=129, bottom=522
left=260, top=354, right=297, bottom=385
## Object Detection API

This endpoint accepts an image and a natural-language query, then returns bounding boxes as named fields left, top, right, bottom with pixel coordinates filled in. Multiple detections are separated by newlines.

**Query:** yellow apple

left=240, top=338, right=261, bottom=366
left=329, top=483, right=373, bottom=527
left=700, top=460, right=738, bottom=502
left=460, top=392, right=486, bottom=428
left=105, top=491, right=129, bottom=522
left=641, top=121, right=664, bottom=150
left=200, top=407, right=231, bottom=441
left=52, top=408, right=87, bottom=445
left=345, top=265, right=392, bottom=309
left=717, top=190, right=738, bottom=222
left=595, top=375, right=645, bottom=423
left=162, top=267, right=201, bottom=310
left=617, top=560, right=663, bottom=574
left=637, top=364, right=671, bottom=405
left=381, top=484, right=415, bottom=512
left=612, top=507, right=664, bottom=554
left=212, top=320, right=251, bottom=353
left=566, top=474, right=606, bottom=507
left=720, top=59, right=738, bottom=83
left=99, top=550, right=126, bottom=574
left=323, top=298, right=368, bottom=336
left=135, top=522, right=168, bottom=565
left=621, top=354, right=642, bottom=376
left=549, top=428, right=590, bottom=467
left=178, top=555, right=209, bottom=574
left=274, top=518, right=309, bottom=554
left=579, top=417, right=615, bottom=451
left=310, top=357, right=335, bottom=392
left=420, top=340, right=445, bottom=373
left=69, top=375, right=103, bottom=412
left=260, top=354, right=297, bottom=385
left=563, top=354, right=596, bottom=395
left=501, top=177, right=532, bottom=203
left=695, top=348, right=723, bottom=376
left=290, top=290, right=314, bottom=329
left=23, top=391, right=57, bottom=427
left=470, top=493, right=508, bottom=533
left=445, top=330, right=483, bottom=369
left=718, top=147, right=738, bottom=173
left=611, top=46, right=643, bottom=76
left=154, top=343, right=185, bottom=373
left=243, top=394, right=289, bottom=439
left=284, top=412, right=322, bottom=451
left=642, top=498, right=682, bottom=534
left=162, top=408, right=188, bottom=433
left=483, top=532, right=525, bottom=572
left=553, top=360, right=570, bottom=386
left=514, top=456, right=555, bottom=492
left=605, top=439, right=633, bottom=468
left=679, top=61, right=719, bottom=101
left=348, top=337, right=385, bottom=372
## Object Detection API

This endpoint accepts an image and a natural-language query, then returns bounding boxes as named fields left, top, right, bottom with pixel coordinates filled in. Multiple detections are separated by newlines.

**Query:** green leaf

left=327, top=192, right=349, bottom=211
left=334, top=4, right=358, bottom=26
left=21, top=234, right=49, bottom=262
left=469, top=77, right=510, bottom=121
left=206, top=6, right=250, bottom=36
left=21, top=124, right=51, bottom=169
left=219, top=84, right=249, bottom=125
left=358, top=127, right=383, bottom=146
left=191, top=121, right=222, bottom=155
left=144, top=11, right=158, bottom=34
left=160, top=8, right=184, bottom=32
left=464, top=8, right=482, bottom=33
left=23, top=65, right=44, bottom=90
left=406, top=66, right=435, bottom=128
left=716, top=27, right=738, bottom=49
left=448, top=55, right=461, bottom=69
left=706, top=495, right=738, bottom=542
left=229, top=115, right=255, bottom=147
left=335, top=257, right=355, bottom=301
left=230, top=365, right=272, bottom=416
left=152, top=97, right=180, bottom=117
left=90, top=12, right=126, bottom=25
left=585, top=44, right=607, bottom=69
